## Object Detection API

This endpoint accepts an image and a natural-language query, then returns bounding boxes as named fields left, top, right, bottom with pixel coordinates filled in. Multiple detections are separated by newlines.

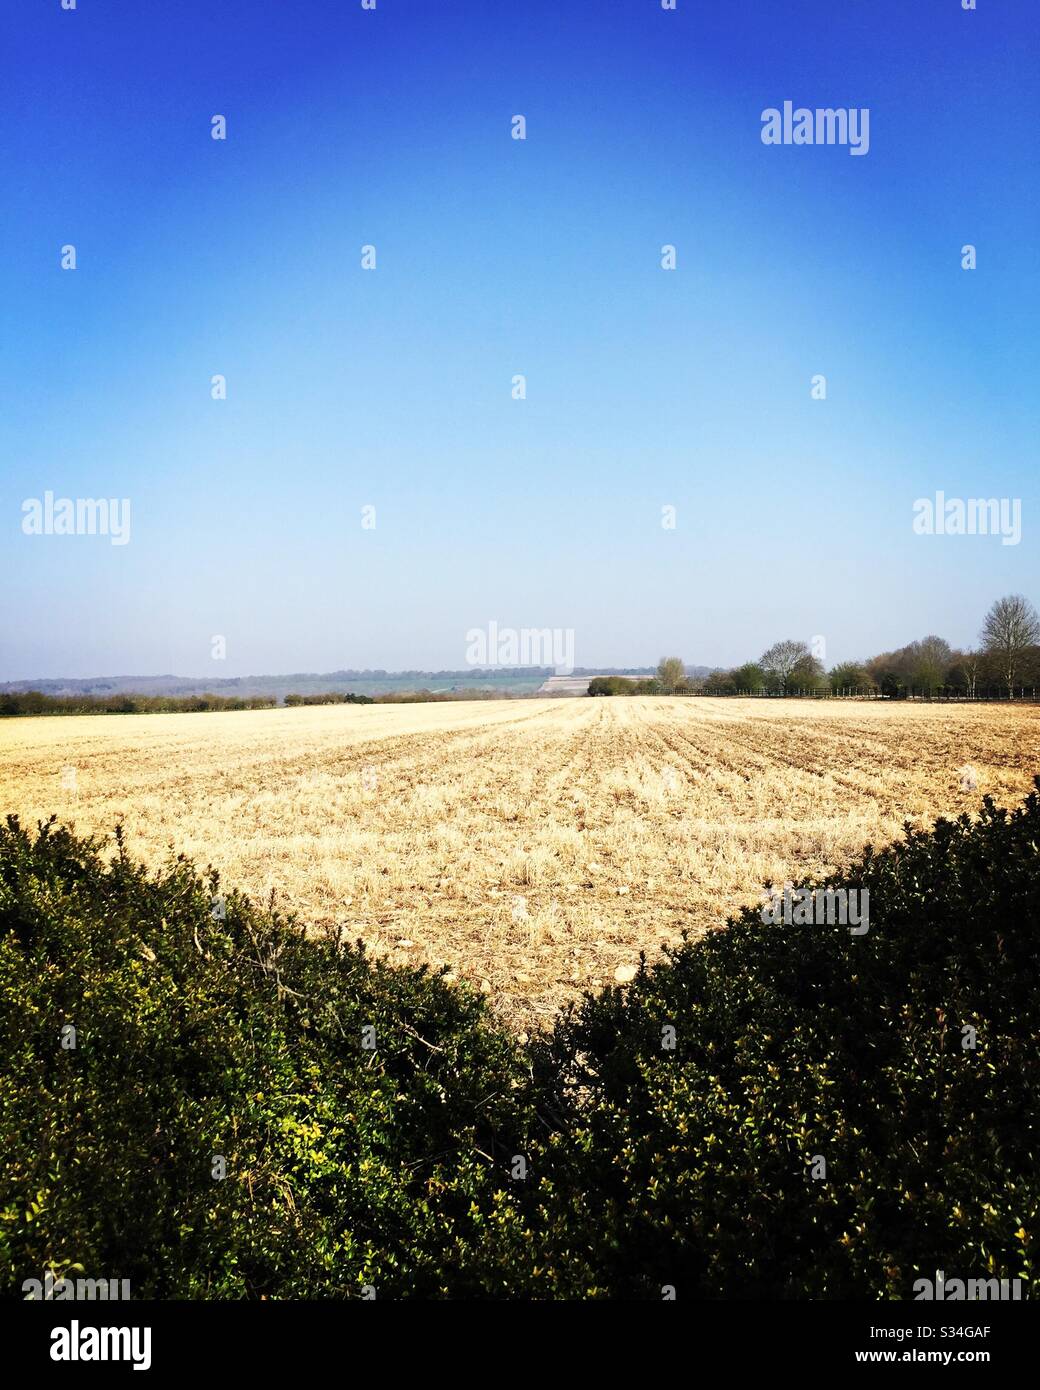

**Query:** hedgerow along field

left=1, top=696, right=1038, bottom=1032
left=2, top=781, right=1038, bottom=1297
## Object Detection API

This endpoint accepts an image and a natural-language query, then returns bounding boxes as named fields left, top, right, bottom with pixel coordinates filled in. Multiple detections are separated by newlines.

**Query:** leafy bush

left=828, top=662, right=873, bottom=693
left=588, top=676, right=661, bottom=696
left=2, top=787, right=1039, bottom=1299
left=0, top=818, right=530, bottom=1298
left=283, top=692, right=374, bottom=706
left=506, top=785, right=1040, bottom=1298
left=732, top=662, right=767, bottom=693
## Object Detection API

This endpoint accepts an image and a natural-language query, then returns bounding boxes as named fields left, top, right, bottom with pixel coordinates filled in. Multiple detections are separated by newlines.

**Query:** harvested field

left=1, top=697, right=1037, bottom=1030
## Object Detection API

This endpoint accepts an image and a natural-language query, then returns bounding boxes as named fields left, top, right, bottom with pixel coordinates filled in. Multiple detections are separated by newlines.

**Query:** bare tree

left=980, top=595, right=1040, bottom=697
left=760, top=640, right=809, bottom=692
left=656, top=656, right=686, bottom=693
left=962, top=650, right=982, bottom=700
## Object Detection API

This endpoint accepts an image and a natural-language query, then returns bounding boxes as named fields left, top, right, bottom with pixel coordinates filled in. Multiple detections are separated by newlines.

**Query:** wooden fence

left=679, top=687, right=1039, bottom=702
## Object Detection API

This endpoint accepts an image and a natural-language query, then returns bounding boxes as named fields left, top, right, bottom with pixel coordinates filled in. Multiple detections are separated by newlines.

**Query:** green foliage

left=702, top=669, right=737, bottom=694
left=0, top=692, right=276, bottom=717
left=0, top=818, right=529, bottom=1298
left=3, top=788, right=1039, bottom=1299
left=508, top=784, right=1040, bottom=1297
left=656, top=657, right=686, bottom=693
left=283, top=692, right=374, bottom=706
left=829, top=662, right=871, bottom=692
left=587, top=677, right=661, bottom=696
left=787, top=654, right=829, bottom=692
left=732, top=662, right=766, bottom=693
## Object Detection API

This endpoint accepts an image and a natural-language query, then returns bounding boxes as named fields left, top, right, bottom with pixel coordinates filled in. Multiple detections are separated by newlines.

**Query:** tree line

left=590, top=595, right=1040, bottom=699
left=0, top=687, right=512, bottom=717
left=0, top=692, right=279, bottom=717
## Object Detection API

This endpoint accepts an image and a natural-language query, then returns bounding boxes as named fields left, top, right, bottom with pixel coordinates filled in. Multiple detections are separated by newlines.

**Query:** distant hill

left=0, top=667, right=711, bottom=702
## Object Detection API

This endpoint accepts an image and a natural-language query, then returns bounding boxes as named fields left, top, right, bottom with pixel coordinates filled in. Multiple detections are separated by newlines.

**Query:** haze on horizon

left=3, top=0, right=1037, bottom=683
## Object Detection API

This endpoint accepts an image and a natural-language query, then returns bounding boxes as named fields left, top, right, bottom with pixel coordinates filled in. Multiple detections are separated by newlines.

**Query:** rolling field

left=1, top=696, right=1038, bottom=1030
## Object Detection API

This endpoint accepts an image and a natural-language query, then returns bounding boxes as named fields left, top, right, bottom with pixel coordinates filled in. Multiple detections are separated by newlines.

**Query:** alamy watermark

left=465, top=622, right=574, bottom=674
left=23, top=1271, right=131, bottom=1301
left=50, top=1321, right=151, bottom=1372
left=913, top=1270, right=1025, bottom=1301
left=913, top=492, right=1021, bottom=546
left=21, top=491, right=131, bottom=546
left=761, top=101, right=870, bottom=156
left=761, top=883, right=869, bottom=934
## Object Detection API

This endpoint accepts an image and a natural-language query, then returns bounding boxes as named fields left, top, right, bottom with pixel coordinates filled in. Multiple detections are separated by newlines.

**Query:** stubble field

left=1, top=696, right=1037, bottom=1030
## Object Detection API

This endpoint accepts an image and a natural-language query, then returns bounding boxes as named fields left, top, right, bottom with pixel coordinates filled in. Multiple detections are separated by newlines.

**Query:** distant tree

left=878, top=671, right=903, bottom=699
left=760, top=640, right=810, bottom=692
left=788, top=654, right=828, bottom=692
left=865, top=636, right=956, bottom=696
left=588, top=676, right=657, bottom=696
left=909, top=635, right=952, bottom=694
left=960, top=650, right=983, bottom=699
left=656, top=657, right=686, bottom=693
left=943, top=654, right=967, bottom=691
left=1020, top=645, right=1040, bottom=688
left=981, top=595, right=1040, bottom=696
left=829, top=662, right=869, bottom=693
left=705, top=668, right=736, bottom=694
left=865, top=652, right=894, bottom=689
left=732, top=662, right=766, bottom=693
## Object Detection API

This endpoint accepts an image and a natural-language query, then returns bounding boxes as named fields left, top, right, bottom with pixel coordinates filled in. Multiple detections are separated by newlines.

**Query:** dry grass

left=1, top=696, right=1037, bottom=1031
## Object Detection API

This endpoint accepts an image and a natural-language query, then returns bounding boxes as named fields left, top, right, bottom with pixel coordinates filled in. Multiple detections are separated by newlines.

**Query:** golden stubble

left=2, top=696, right=1037, bottom=1031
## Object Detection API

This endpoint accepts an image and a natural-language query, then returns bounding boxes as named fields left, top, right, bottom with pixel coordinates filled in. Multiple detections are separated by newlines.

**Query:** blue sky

left=2, top=0, right=1037, bottom=679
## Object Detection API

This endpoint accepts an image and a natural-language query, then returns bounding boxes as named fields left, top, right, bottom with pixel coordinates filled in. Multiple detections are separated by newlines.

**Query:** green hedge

left=588, top=676, right=661, bottom=696
left=0, top=821, right=529, bottom=1298
left=2, top=786, right=1038, bottom=1298
left=0, top=692, right=276, bottom=716
left=513, top=788, right=1040, bottom=1297
left=283, top=692, right=375, bottom=706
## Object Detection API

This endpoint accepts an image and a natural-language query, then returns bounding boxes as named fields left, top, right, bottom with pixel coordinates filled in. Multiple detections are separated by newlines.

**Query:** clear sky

left=2, top=0, right=1037, bottom=679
